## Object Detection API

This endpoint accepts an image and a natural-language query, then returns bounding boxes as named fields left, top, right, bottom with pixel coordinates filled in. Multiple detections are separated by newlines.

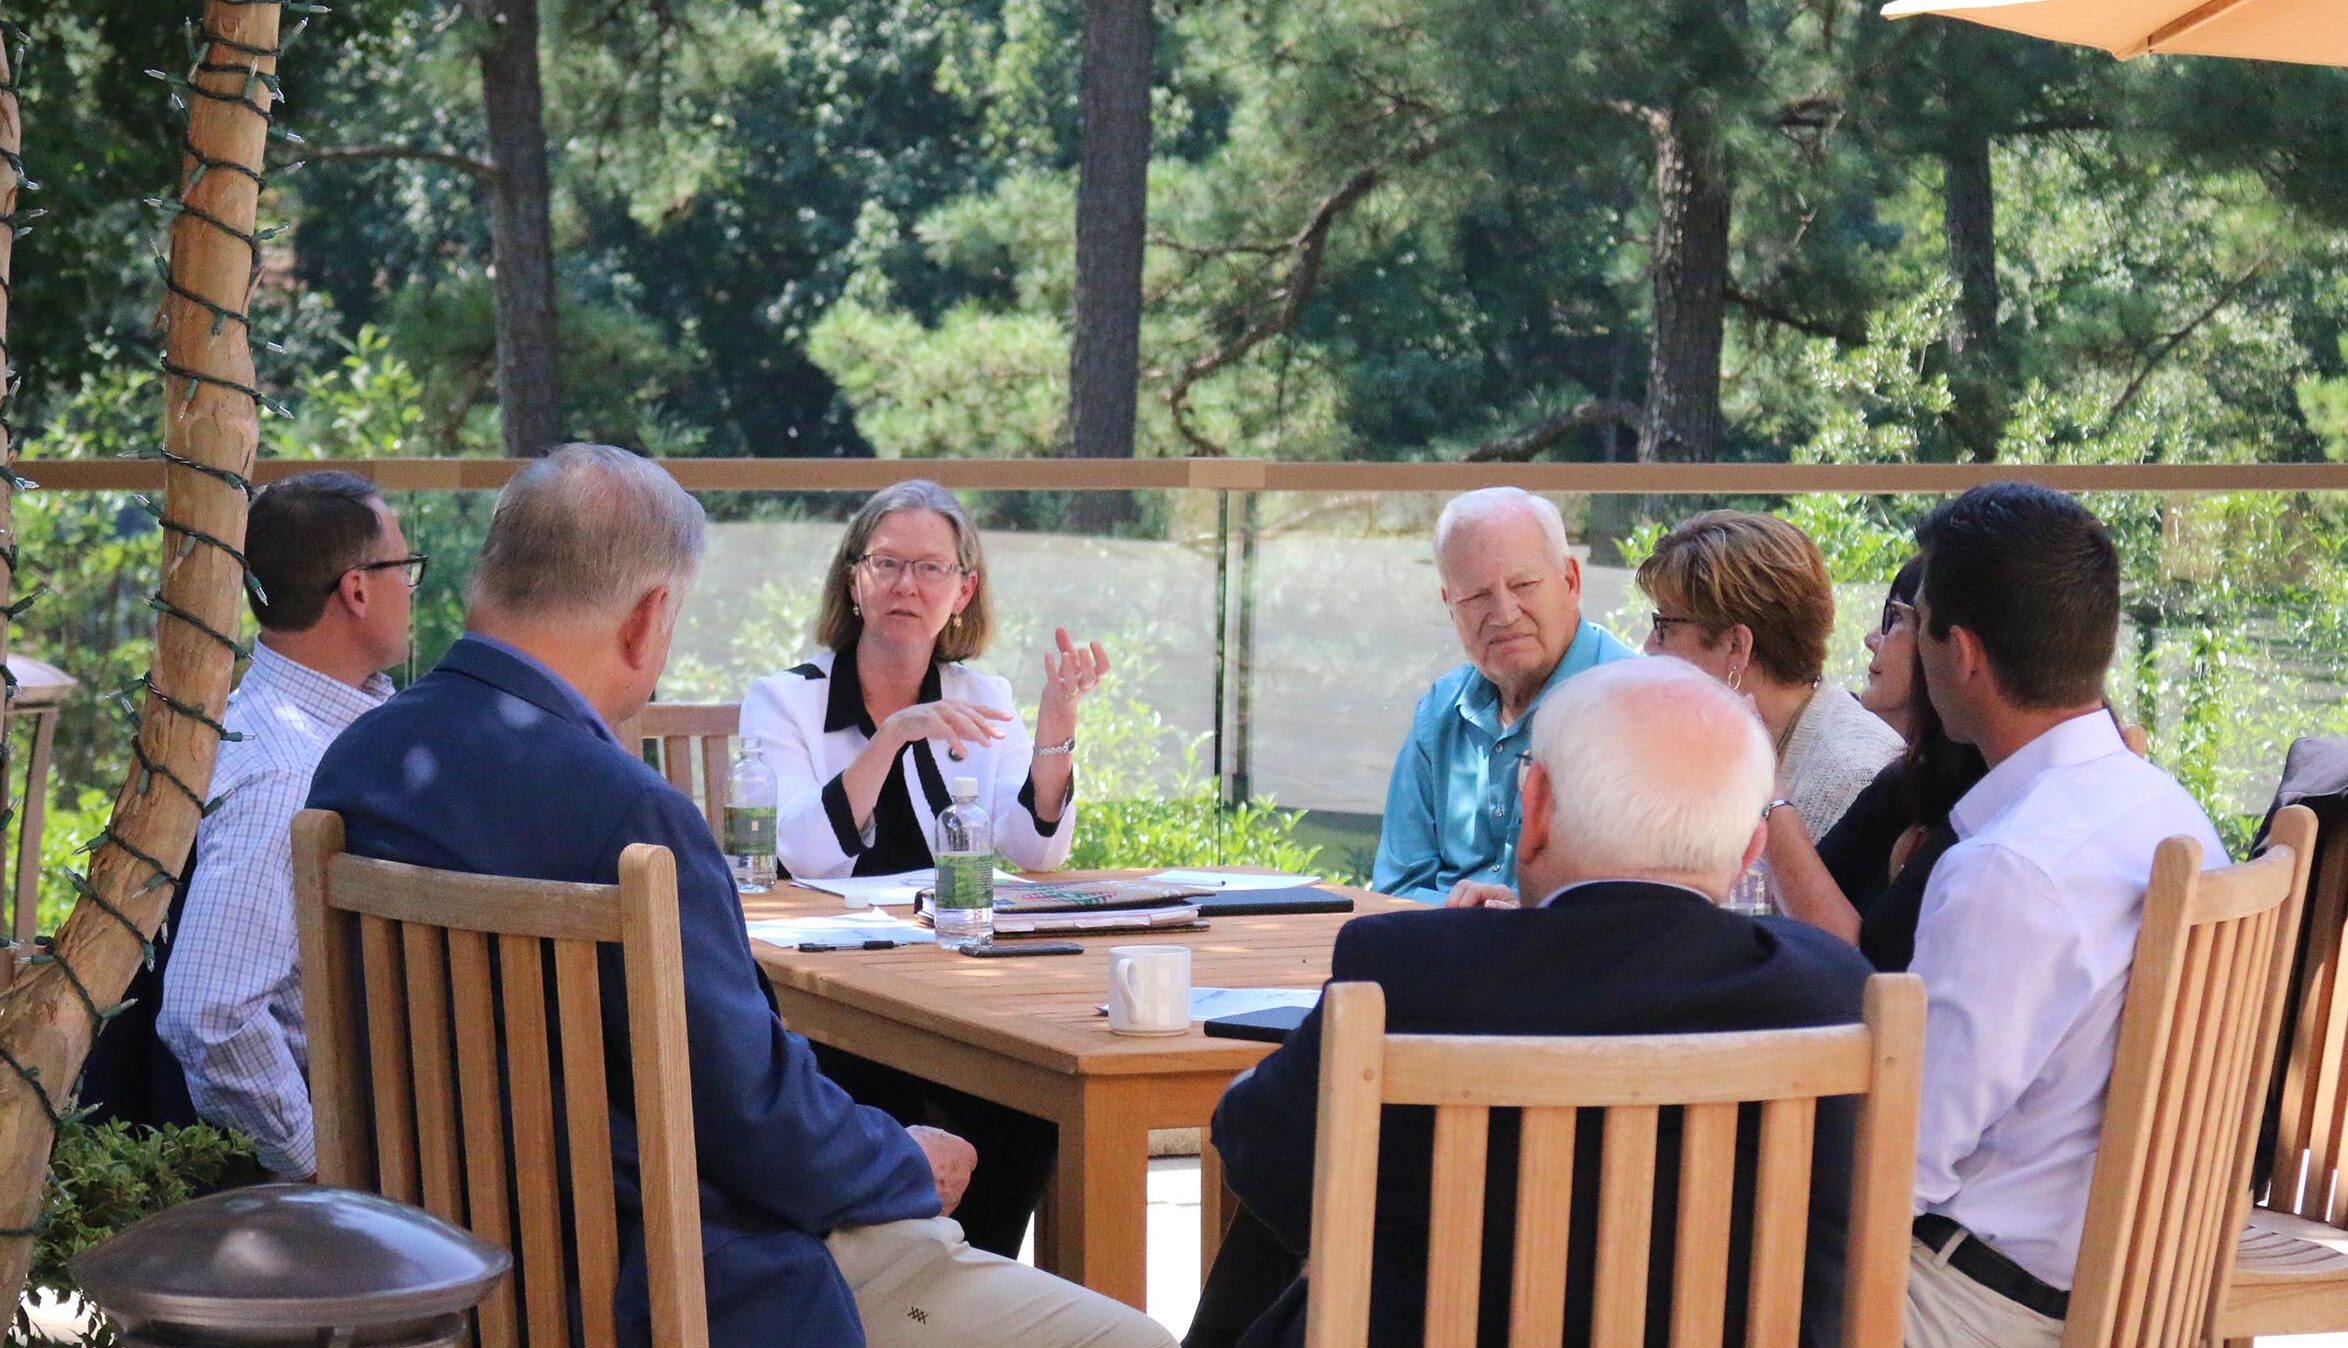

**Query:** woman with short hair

left=1637, top=509, right=1903, bottom=839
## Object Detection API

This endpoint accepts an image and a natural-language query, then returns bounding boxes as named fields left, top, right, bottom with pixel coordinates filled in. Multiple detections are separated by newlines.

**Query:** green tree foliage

left=3, top=0, right=2344, bottom=874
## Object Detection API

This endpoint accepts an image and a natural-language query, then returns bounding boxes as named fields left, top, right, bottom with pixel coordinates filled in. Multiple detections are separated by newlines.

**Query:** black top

left=817, top=640, right=954, bottom=876
left=1814, top=765, right=1957, bottom=973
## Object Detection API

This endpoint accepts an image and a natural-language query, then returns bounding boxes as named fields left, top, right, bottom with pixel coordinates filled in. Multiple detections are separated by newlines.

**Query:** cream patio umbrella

left=1879, top=0, right=2348, bottom=67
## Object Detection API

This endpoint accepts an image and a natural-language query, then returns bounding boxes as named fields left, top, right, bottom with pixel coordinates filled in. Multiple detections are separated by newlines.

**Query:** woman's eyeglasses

left=1879, top=598, right=1916, bottom=636
left=857, top=554, right=967, bottom=586
left=1649, top=612, right=1703, bottom=639
left=338, top=554, right=429, bottom=591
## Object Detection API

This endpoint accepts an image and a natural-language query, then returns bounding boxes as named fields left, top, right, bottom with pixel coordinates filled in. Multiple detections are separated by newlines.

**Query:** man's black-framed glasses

left=340, top=554, right=429, bottom=591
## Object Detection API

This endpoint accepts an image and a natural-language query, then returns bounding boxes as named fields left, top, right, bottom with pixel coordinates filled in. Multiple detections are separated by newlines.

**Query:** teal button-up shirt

left=1372, top=619, right=1640, bottom=904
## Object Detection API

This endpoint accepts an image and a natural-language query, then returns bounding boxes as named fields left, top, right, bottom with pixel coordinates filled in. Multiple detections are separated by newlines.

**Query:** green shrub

left=15, top=1119, right=256, bottom=1348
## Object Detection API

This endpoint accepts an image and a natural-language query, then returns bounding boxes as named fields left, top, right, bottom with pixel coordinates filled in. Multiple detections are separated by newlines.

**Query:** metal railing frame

left=29, top=455, right=2340, bottom=816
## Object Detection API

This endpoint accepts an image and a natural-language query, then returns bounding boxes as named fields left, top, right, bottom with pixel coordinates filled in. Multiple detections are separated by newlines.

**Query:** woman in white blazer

left=738, top=479, right=1107, bottom=1257
left=741, top=480, right=1107, bottom=880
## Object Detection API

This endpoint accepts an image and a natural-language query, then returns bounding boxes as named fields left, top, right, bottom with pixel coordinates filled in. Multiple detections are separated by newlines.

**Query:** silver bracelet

left=1034, top=736, right=1076, bottom=758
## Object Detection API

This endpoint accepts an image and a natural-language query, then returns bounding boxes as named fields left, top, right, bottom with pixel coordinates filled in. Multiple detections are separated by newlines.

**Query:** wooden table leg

left=1199, top=1130, right=1239, bottom=1283
left=1048, top=1075, right=1155, bottom=1309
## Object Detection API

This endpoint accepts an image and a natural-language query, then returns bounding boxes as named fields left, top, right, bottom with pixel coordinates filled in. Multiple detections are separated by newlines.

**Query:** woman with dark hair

left=1767, top=557, right=1988, bottom=971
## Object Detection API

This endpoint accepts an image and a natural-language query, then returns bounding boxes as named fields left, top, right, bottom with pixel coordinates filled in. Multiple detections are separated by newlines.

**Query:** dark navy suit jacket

left=1214, top=882, right=1875, bottom=1348
left=308, top=636, right=938, bottom=1348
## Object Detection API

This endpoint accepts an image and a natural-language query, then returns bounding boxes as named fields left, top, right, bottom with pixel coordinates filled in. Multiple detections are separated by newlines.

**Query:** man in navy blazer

left=1208, top=657, right=1875, bottom=1347
left=310, top=445, right=1171, bottom=1348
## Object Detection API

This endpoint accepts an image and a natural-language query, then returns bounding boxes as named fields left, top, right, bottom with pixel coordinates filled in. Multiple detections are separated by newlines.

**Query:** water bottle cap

left=740, top=736, right=762, bottom=753
left=950, top=775, right=979, bottom=799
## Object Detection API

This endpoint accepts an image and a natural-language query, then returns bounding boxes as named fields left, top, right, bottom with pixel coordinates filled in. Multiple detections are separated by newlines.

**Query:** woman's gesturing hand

left=1039, top=627, right=1109, bottom=733
left=882, top=698, right=1012, bottom=761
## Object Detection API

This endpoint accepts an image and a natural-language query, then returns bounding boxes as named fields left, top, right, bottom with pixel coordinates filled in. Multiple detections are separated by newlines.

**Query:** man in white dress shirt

left=158, top=471, right=419, bottom=1179
left=1903, top=483, right=2224, bottom=1347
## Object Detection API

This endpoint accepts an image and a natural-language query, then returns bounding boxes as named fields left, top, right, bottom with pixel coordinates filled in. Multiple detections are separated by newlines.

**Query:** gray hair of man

left=1432, top=487, right=1571, bottom=573
left=467, top=443, right=708, bottom=624
left=1527, top=656, right=1774, bottom=885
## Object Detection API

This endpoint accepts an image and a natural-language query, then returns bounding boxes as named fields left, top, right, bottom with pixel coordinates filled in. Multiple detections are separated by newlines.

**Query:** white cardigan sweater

left=739, top=646, right=1075, bottom=879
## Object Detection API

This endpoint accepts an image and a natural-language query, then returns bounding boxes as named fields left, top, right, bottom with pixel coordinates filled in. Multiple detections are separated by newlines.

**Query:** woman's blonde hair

left=1636, top=510, right=1833, bottom=687
left=814, top=480, right=994, bottom=662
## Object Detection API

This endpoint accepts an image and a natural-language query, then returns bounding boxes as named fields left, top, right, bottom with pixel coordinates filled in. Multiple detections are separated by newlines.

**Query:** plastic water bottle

left=725, top=737, right=778, bottom=894
left=933, top=776, right=995, bottom=949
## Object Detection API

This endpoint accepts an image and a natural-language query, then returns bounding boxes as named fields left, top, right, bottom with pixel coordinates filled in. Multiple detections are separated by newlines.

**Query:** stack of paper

left=746, top=912, right=935, bottom=948
left=1145, top=868, right=1322, bottom=890
left=794, top=868, right=1021, bottom=908
left=990, top=903, right=1203, bottom=935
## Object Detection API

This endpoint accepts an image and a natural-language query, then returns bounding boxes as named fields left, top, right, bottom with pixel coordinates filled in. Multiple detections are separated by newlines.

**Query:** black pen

left=798, top=939, right=915, bottom=952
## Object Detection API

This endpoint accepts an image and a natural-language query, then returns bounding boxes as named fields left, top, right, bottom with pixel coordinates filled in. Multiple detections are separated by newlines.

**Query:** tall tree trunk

left=1941, top=48, right=2005, bottom=462
left=0, top=31, right=18, bottom=997
left=1067, top=0, right=1150, bottom=529
left=1638, top=98, right=1732, bottom=463
left=0, top=1, right=274, bottom=1305
left=471, top=0, right=561, bottom=456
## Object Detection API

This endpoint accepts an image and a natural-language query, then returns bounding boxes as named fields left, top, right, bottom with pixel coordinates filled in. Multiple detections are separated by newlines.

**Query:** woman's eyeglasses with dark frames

left=856, top=554, right=968, bottom=586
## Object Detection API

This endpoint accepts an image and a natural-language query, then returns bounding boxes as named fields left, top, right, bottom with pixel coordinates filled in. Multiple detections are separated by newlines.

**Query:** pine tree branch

left=2101, top=257, right=2269, bottom=428
left=1164, top=118, right=1468, bottom=455
left=302, top=143, right=498, bottom=181
left=1465, top=401, right=1644, bottom=462
left=1726, top=284, right=1868, bottom=346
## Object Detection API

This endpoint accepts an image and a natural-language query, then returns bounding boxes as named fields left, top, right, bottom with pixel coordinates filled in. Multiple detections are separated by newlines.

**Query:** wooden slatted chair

left=2213, top=809, right=2348, bottom=1345
left=293, top=808, right=710, bottom=1348
left=1301, top=973, right=1927, bottom=1348
left=2059, top=805, right=2316, bottom=1348
left=613, top=702, right=740, bottom=841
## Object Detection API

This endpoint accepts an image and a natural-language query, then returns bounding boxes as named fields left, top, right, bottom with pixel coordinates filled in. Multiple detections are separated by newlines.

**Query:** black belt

left=1913, top=1214, right=2070, bottom=1321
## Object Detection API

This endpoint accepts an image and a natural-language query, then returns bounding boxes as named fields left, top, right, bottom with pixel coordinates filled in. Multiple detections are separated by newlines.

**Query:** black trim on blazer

left=820, top=773, right=867, bottom=858
left=1017, top=770, right=1069, bottom=838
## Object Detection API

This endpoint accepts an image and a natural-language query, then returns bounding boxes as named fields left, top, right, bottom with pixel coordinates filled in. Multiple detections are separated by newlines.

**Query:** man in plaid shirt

left=157, top=470, right=421, bottom=1178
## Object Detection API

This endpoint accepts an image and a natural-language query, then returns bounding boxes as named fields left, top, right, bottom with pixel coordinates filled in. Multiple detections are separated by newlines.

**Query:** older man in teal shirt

left=1373, top=488, right=1638, bottom=905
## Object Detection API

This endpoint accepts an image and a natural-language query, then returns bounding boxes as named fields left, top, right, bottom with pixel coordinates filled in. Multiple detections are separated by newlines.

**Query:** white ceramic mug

left=1108, top=945, right=1191, bottom=1035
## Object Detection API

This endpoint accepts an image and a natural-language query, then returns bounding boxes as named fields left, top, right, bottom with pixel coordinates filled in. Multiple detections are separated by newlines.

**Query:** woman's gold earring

left=1728, top=666, right=1744, bottom=693
left=948, top=612, right=961, bottom=631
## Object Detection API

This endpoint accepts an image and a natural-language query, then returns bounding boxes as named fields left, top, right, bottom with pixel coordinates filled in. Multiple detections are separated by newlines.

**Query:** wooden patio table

left=742, top=872, right=1414, bottom=1310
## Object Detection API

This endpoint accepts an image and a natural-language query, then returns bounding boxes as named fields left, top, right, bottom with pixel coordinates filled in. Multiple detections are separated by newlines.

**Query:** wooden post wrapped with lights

left=0, top=0, right=297, bottom=1306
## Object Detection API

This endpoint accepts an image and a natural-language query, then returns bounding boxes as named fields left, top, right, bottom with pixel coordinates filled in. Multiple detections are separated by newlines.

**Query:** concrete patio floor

left=19, top=1165, right=2347, bottom=1345
left=1129, top=1153, right=2348, bottom=1345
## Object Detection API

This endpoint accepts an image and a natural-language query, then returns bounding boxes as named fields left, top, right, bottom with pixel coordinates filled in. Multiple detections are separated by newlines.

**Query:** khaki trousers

left=1904, top=1234, right=2065, bottom=1348
left=828, top=1216, right=1178, bottom=1348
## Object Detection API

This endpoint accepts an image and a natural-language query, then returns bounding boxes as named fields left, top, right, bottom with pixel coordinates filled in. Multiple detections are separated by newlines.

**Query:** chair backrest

left=2, top=661, right=74, bottom=985
left=293, top=808, right=709, bottom=1348
left=2061, top=805, right=2317, bottom=1348
left=2260, top=811, right=2348, bottom=1223
left=612, top=703, right=739, bottom=841
left=1301, top=973, right=1926, bottom=1348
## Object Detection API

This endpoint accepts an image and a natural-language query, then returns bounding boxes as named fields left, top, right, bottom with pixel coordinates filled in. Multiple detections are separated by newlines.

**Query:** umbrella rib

left=2127, top=0, right=2259, bottom=57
